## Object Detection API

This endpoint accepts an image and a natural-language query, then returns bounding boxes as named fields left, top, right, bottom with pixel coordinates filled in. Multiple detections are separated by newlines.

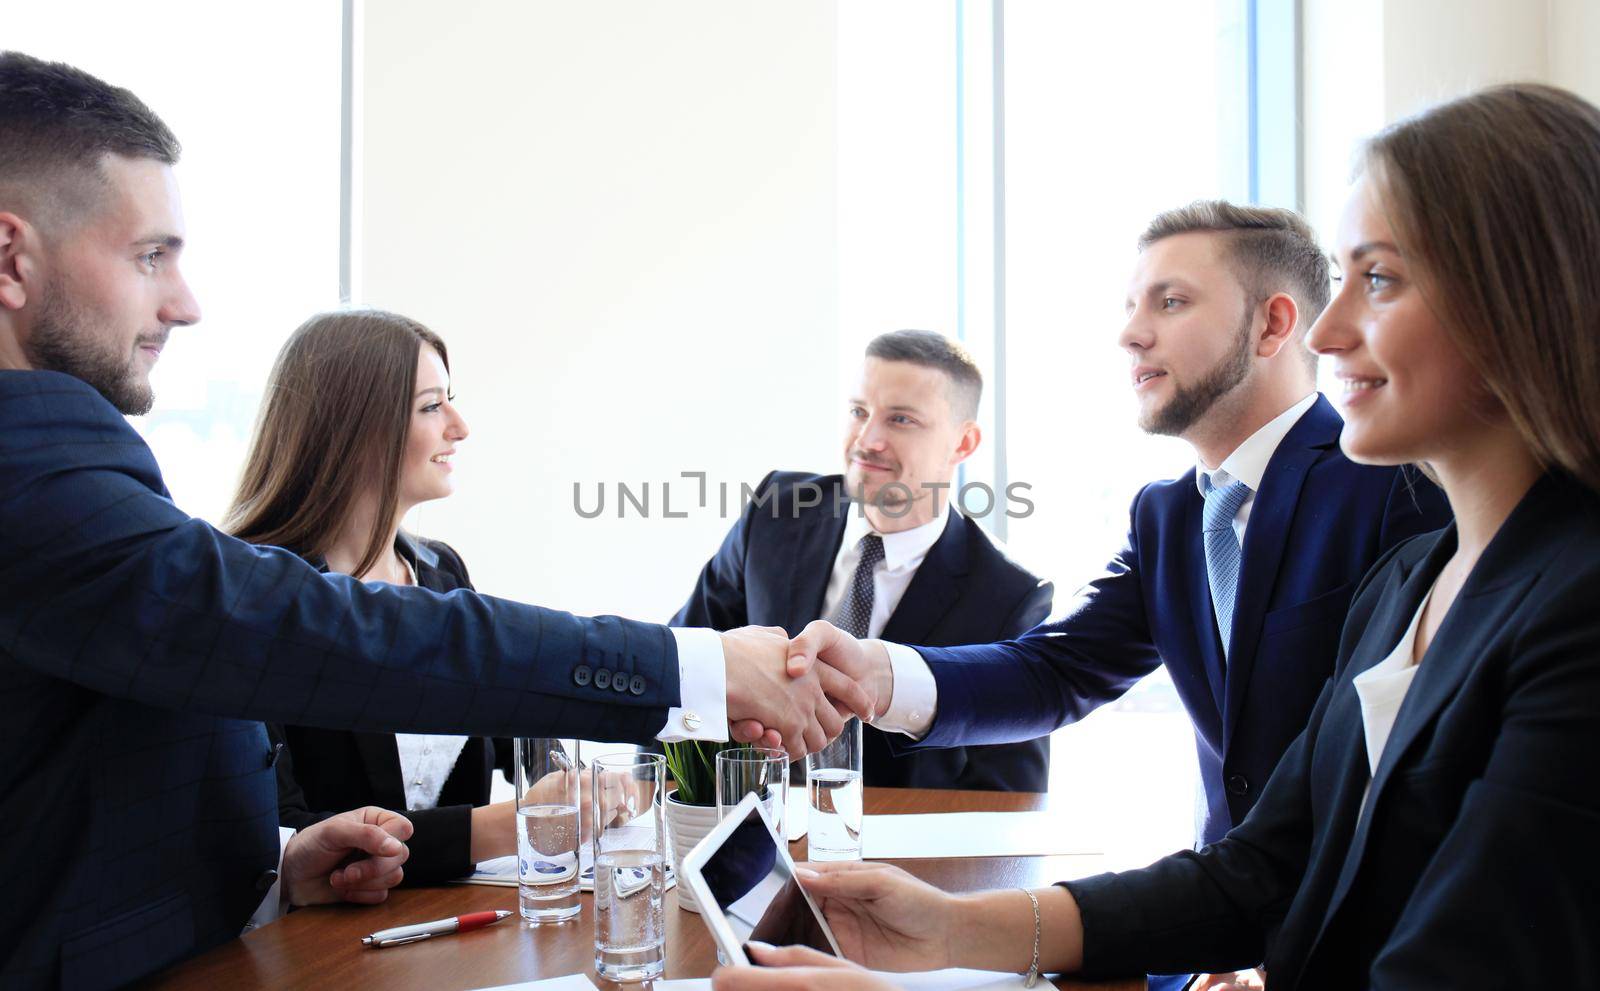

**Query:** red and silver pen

left=361, top=909, right=513, bottom=947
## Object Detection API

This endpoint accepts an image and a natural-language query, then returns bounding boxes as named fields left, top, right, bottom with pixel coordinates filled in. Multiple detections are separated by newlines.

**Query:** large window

left=839, top=0, right=1293, bottom=864
left=9, top=2, right=345, bottom=524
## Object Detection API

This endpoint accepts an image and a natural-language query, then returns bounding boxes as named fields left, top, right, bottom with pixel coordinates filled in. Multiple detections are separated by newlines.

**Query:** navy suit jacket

left=0, top=372, right=682, bottom=989
left=673, top=471, right=1055, bottom=791
left=910, top=396, right=1451, bottom=843
left=270, top=536, right=515, bottom=887
left=1063, top=472, right=1600, bottom=988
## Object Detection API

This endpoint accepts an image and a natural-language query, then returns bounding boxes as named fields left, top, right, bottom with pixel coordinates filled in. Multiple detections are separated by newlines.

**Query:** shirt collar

left=1195, top=392, right=1318, bottom=494
left=842, top=498, right=954, bottom=572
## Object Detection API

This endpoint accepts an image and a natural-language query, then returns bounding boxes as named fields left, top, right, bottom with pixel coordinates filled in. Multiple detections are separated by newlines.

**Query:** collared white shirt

left=878, top=393, right=1321, bottom=740
left=821, top=502, right=953, bottom=735
left=821, top=503, right=954, bottom=639
left=394, top=734, right=471, bottom=810
left=1194, top=392, right=1319, bottom=544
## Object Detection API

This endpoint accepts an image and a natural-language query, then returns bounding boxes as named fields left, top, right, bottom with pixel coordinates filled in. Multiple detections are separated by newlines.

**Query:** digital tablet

left=679, top=791, right=844, bottom=966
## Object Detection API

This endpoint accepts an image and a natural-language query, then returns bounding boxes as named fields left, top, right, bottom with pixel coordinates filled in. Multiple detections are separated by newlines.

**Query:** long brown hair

left=1362, top=83, right=1600, bottom=492
left=225, top=309, right=449, bottom=577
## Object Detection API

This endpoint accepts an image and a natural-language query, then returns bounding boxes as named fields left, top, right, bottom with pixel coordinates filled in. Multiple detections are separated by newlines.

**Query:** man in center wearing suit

left=788, top=203, right=1452, bottom=987
left=675, top=330, right=1055, bottom=792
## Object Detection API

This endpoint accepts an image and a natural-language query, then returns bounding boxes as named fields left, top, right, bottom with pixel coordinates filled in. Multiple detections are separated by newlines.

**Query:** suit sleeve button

left=629, top=675, right=646, bottom=695
left=594, top=668, right=612, bottom=690
left=573, top=665, right=592, bottom=687
left=1226, top=774, right=1250, bottom=796
left=613, top=675, right=630, bottom=694
left=255, top=868, right=280, bottom=892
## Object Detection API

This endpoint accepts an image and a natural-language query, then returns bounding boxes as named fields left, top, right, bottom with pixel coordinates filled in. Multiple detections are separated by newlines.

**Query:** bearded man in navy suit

left=786, top=202, right=1453, bottom=989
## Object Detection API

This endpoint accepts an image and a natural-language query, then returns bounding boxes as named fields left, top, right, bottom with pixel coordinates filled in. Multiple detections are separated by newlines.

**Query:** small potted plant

left=662, top=739, right=742, bottom=913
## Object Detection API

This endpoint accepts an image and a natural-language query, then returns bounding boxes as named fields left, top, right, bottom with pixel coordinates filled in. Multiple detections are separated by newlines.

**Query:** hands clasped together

left=721, top=620, right=889, bottom=758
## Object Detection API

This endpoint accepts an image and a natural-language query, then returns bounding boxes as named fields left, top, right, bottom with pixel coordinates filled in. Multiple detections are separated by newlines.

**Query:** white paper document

left=858, top=811, right=1097, bottom=860
left=471, top=976, right=597, bottom=991
left=658, top=968, right=1030, bottom=990
left=786, top=784, right=808, bottom=841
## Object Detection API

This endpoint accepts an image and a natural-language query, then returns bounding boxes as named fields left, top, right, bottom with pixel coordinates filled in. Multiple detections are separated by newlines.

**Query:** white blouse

left=1353, top=584, right=1434, bottom=811
left=394, top=734, right=471, bottom=810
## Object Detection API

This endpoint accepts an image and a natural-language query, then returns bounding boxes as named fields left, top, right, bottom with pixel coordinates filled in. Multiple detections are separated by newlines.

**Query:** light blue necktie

left=1201, top=476, right=1252, bottom=661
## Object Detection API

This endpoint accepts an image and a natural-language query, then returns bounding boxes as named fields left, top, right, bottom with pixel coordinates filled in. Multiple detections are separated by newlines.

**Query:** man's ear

left=0, top=212, right=36, bottom=312
left=1255, top=292, right=1300, bottom=359
left=951, top=421, right=982, bottom=466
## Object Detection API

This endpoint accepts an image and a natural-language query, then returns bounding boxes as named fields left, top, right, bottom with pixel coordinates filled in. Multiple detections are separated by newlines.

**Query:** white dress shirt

left=877, top=393, right=1321, bottom=740
left=663, top=627, right=727, bottom=741
left=1193, top=392, right=1319, bottom=544
left=821, top=504, right=954, bottom=638
left=1353, top=585, right=1431, bottom=812
left=394, top=734, right=471, bottom=810
left=822, top=505, right=953, bottom=735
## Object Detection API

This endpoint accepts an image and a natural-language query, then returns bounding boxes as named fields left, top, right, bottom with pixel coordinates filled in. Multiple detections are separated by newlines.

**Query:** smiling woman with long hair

left=226, top=309, right=526, bottom=885
left=717, top=83, right=1600, bottom=990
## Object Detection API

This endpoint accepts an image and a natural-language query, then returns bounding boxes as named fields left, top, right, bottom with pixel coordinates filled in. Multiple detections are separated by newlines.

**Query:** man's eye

left=849, top=407, right=866, bottom=418
left=890, top=414, right=913, bottom=425
left=1162, top=297, right=1182, bottom=310
left=141, top=250, right=163, bottom=268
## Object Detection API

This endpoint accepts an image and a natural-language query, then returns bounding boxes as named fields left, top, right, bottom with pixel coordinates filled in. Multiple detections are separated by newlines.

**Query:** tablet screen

left=696, top=803, right=836, bottom=955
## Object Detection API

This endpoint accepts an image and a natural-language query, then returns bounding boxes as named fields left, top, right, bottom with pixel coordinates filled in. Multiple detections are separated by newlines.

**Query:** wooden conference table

left=145, top=788, right=1143, bottom=991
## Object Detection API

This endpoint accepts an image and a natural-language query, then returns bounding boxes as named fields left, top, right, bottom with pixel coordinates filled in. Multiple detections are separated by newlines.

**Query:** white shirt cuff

left=874, top=641, right=937, bottom=739
left=243, top=826, right=296, bottom=932
left=659, top=627, right=729, bottom=742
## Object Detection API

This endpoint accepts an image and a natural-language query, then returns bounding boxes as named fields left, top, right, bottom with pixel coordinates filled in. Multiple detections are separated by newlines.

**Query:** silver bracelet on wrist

left=1020, top=887, right=1041, bottom=987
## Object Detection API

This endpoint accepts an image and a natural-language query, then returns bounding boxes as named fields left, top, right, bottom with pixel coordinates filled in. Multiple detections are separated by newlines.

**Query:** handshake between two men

left=720, top=622, right=889, bottom=756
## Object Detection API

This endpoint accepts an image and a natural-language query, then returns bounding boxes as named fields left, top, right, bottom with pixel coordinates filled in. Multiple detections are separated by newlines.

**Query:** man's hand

left=721, top=626, right=873, bottom=758
left=787, top=621, right=894, bottom=719
left=283, top=806, right=413, bottom=907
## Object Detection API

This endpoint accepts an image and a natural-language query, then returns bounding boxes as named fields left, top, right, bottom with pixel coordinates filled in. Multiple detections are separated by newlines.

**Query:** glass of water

left=715, top=746, right=787, bottom=836
left=592, top=752, right=666, bottom=983
left=514, top=738, right=582, bottom=924
left=805, top=717, right=864, bottom=860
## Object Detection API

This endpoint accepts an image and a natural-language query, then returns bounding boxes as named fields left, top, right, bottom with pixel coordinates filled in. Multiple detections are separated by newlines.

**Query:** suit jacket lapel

left=782, top=481, right=850, bottom=634
left=880, top=513, right=969, bottom=645
left=1222, top=397, right=1341, bottom=748
left=1311, top=473, right=1568, bottom=952
left=353, top=732, right=408, bottom=811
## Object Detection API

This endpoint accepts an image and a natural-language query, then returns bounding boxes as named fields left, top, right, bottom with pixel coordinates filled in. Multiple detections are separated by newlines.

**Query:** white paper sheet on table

left=858, top=811, right=1096, bottom=859
left=786, top=784, right=808, bottom=841
left=470, top=975, right=597, bottom=991
left=658, top=968, right=1030, bottom=990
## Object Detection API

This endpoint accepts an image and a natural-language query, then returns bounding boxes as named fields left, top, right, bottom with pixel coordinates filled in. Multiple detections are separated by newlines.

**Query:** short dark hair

left=1139, top=200, right=1330, bottom=370
left=0, top=51, right=180, bottom=230
left=864, top=329, right=983, bottom=421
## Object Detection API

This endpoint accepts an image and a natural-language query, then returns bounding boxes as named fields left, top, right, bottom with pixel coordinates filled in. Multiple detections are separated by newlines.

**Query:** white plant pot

left=665, top=792, right=720, bottom=913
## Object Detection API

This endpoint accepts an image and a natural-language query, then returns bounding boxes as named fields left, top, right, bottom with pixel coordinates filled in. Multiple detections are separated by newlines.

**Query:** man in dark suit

left=675, top=331, right=1054, bottom=791
left=789, top=203, right=1451, bottom=983
left=0, top=53, right=863, bottom=989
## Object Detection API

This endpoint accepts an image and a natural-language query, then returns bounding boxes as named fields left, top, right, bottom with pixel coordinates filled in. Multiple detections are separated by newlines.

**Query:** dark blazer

left=0, top=372, right=683, bottom=990
left=909, top=397, right=1452, bottom=842
left=673, top=471, right=1055, bottom=792
left=1063, top=472, right=1600, bottom=988
left=270, top=535, right=514, bottom=886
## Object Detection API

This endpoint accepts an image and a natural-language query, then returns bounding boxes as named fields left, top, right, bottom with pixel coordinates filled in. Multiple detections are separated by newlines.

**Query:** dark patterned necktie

left=830, top=534, right=885, bottom=638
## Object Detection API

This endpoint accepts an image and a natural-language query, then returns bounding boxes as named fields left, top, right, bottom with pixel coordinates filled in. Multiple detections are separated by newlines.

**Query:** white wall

left=359, top=1, right=840, bottom=622
left=1304, top=0, right=1600, bottom=253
